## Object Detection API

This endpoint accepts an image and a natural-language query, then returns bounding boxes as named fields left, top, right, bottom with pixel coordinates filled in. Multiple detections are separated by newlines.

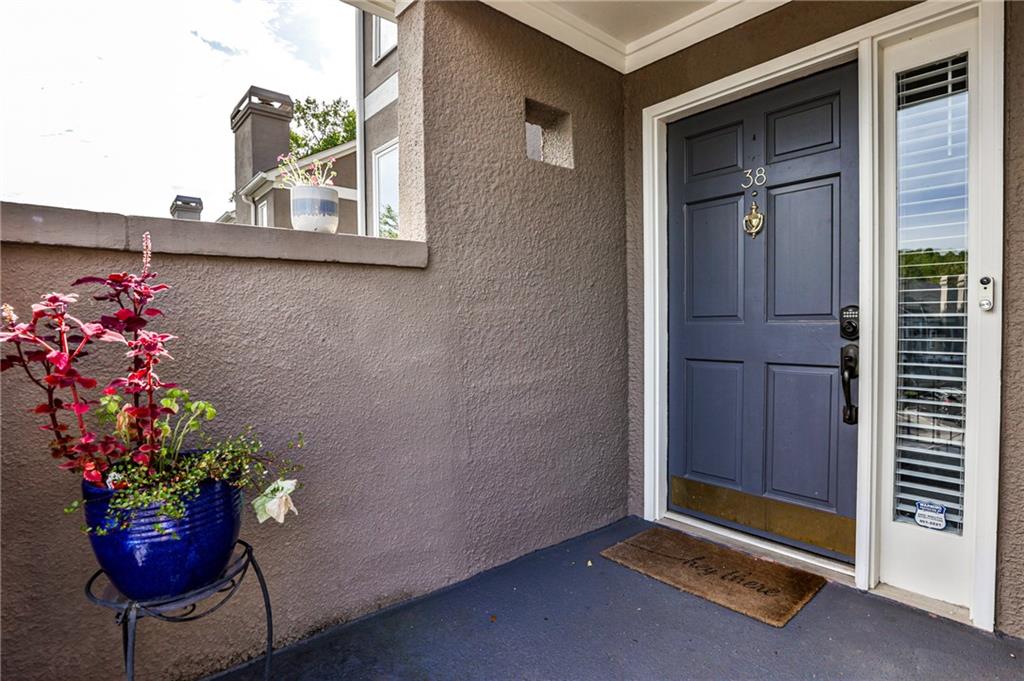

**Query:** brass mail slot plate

left=671, top=476, right=856, bottom=558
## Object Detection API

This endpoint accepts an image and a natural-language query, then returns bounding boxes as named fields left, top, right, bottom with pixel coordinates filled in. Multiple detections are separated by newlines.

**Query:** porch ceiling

left=483, top=0, right=789, bottom=73
left=346, top=1, right=789, bottom=73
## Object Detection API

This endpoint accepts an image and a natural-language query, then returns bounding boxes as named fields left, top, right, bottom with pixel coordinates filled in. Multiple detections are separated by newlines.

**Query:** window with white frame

left=255, top=199, right=269, bottom=227
left=892, top=53, right=970, bottom=535
left=372, top=15, right=397, bottom=64
left=372, top=139, right=399, bottom=238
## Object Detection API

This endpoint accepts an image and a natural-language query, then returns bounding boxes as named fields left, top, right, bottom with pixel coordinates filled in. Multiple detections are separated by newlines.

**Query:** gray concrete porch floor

left=210, top=516, right=1023, bottom=680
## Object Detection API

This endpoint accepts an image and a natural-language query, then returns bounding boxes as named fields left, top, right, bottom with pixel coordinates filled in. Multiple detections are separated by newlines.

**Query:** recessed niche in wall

left=525, top=98, right=574, bottom=169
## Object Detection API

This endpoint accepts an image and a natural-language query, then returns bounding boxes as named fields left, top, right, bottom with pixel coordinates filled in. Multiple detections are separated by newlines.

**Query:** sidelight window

left=892, top=54, right=969, bottom=534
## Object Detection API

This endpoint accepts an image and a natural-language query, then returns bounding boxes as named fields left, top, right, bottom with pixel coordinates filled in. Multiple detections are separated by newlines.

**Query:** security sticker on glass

left=914, top=501, right=947, bottom=531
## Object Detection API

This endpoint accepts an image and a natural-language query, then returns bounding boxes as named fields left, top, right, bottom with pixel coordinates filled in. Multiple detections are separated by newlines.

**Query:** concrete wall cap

left=1, top=202, right=427, bottom=269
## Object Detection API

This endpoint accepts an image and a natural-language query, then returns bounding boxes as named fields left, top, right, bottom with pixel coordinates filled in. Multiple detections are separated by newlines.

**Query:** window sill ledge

left=0, top=202, right=428, bottom=269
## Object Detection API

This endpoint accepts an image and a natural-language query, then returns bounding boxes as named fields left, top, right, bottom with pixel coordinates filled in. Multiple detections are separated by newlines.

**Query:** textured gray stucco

left=997, top=0, right=1024, bottom=640
left=0, top=3, right=627, bottom=679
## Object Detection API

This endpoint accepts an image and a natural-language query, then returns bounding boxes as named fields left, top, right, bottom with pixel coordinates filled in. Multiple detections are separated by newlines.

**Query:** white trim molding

left=344, top=0, right=395, bottom=22
left=295, top=140, right=357, bottom=167
left=484, top=0, right=787, bottom=73
left=355, top=8, right=367, bottom=236
left=970, top=0, right=1005, bottom=632
left=365, top=71, right=399, bottom=120
left=342, top=0, right=412, bottom=20
left=624, top=0, right=788, bottom=72
left=394, top=0, right=414, bottom=18
left=641, top=0, right=1003, bottom=631
left=332, top=186, right=359, bottom=202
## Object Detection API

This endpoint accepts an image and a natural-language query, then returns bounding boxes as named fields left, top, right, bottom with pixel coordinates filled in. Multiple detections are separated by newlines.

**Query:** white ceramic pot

left=290, top=186, right=339, bottom=234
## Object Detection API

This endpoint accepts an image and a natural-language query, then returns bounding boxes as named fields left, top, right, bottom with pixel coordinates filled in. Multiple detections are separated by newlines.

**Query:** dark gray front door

left=667, top=62, right=859, bottom=562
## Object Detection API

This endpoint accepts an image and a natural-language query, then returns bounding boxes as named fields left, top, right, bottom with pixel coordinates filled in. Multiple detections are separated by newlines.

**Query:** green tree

left=379, top=204, right=399, bottom=239
left=899, top=248, right=967, bottom=279
left=289, top=97, right=356, bottom=157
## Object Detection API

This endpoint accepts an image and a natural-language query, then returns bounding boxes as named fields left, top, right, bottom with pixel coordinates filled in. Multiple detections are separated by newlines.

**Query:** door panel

left=686, top=197, right=744, bottom=320
left=765, top=364, right=839, bottom=509
left=767, top=94, right=840, bottom=162
left=685, top=360, right=744, bottom=486
left=667, top=61, right=859, bottom=562
left=768, top=179, right=838, bottom=319
left=685, top=123, right=744, bottom=180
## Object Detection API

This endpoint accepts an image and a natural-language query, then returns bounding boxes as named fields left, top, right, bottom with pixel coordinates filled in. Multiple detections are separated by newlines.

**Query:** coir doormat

left=601, top=526, right=826, bottom=627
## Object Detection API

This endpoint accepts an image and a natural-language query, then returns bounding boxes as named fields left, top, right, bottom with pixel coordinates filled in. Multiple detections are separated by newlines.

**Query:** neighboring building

left=168, top=195, right=203, bottom=221
left=224, top=86, right=359, bottom=234
left=356, top=10, right=399, bottom=237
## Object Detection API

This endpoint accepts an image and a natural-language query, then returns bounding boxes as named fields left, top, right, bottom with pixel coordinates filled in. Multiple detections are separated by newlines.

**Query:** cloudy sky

left=1, top=0, right=357, bottom=220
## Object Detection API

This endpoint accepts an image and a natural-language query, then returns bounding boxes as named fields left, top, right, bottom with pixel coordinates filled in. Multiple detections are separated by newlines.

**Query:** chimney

left=169, top=195, right=203, bottom=221
left=230, top=86, right=293, bottom=224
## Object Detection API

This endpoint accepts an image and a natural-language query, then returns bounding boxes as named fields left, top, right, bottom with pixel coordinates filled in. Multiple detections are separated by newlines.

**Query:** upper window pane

left=892, top=54, right=969, bottom=535
left=373, top=16, right=397, bottom=62
left=374, top=142, right=399, bottom=238
left=256, top=199, right=269, bottom=227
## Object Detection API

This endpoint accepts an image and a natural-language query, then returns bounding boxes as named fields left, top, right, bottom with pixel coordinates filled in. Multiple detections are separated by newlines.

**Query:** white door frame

left=641, top=0, right=1003, bottom=630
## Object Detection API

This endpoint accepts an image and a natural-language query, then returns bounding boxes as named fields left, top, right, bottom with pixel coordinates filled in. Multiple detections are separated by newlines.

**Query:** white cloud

left=0, top=0, right=357, bottom=220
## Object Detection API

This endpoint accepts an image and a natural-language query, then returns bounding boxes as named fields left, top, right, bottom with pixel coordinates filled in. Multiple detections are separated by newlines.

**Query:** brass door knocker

left=743, top=200, right=765, bottom=239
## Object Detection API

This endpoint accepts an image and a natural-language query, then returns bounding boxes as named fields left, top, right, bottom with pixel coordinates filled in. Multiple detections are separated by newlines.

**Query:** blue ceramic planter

left=83, top=477, right=242, bottom=601
left=290, top=185, right=339, bottom=233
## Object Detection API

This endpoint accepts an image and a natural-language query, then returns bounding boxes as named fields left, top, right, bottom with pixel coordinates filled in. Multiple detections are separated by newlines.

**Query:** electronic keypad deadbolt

left=840, top=305, right=859, bottom=341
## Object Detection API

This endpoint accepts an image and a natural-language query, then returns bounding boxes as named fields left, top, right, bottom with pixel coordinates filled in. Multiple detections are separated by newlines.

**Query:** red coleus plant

left=1, top=233, right=173, bottom=484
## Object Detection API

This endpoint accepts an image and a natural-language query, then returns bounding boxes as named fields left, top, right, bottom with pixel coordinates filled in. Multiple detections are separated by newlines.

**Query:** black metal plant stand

left=85, top=540, right=272, bottom=681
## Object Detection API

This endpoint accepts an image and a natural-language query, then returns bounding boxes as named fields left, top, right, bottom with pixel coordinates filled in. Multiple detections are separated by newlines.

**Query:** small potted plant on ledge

left=0, top=234, right=301, bottom=601
left=277, top=152, right=339, bottom=234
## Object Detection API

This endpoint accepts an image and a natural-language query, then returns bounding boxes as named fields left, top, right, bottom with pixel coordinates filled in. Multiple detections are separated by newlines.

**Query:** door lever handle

left=841, top=343, right=859, bottom=425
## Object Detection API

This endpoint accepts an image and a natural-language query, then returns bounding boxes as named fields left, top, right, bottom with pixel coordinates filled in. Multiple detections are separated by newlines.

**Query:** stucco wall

left=0, top=5, right=628, bottom=677
left=414, top=0, right=629, bottom=533
left=998, top=0, right=1024, bottom=640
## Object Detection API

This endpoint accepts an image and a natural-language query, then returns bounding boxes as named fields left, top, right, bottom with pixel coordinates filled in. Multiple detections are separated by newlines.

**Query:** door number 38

left=740, top=167, right=767, bottom=189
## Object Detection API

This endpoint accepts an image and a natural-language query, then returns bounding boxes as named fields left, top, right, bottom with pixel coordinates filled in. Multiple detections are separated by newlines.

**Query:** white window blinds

left=893, top=54, right=969, bottom=534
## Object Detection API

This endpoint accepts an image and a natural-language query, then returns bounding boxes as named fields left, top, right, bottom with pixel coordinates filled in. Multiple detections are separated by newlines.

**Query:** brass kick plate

left=671, top=476, right=856, bottom=558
